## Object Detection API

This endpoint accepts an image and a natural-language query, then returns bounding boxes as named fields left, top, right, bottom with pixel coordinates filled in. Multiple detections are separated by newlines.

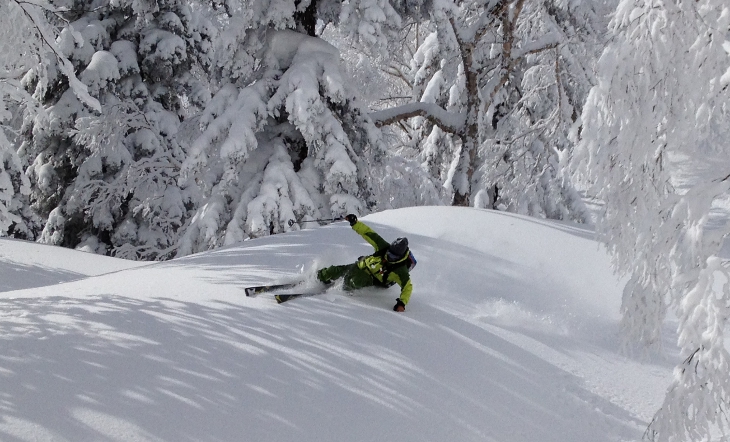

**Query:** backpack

left=405, top=250, right=417, bottom=271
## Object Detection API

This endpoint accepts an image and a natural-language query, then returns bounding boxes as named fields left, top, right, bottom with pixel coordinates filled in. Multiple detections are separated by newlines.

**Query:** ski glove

left=345, top=214, right=358, bottom=226
left=393, top=298, right=406, bottom=312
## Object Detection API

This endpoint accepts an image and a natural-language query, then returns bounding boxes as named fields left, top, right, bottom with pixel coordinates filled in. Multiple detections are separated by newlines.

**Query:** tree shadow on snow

left=0, top=292, right=648, bottom=442
left=0, top=261, right=84, bottom=293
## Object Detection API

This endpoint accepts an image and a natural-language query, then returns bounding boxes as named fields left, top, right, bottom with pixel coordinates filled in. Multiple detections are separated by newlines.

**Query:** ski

left=245, top=282, right=300, bottom=297
left=275, top=294, right=303, bottom=304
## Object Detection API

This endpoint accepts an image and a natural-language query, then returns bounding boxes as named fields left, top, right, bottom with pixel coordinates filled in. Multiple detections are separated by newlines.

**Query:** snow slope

left=0, top=207, right=674, bottom=442
left=0, top=238, right=147, bottom=292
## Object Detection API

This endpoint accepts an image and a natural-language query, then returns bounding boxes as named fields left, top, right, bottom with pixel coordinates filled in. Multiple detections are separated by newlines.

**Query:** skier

left=317, top=214, right=413, bottom=312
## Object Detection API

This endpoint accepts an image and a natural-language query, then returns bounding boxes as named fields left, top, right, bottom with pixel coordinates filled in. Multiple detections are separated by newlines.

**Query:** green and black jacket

left=352, top=221, right=413, bottom=305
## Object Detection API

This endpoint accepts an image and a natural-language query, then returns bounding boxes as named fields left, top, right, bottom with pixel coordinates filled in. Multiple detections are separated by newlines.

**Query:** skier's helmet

left=386, top=237, right=409, bottom=262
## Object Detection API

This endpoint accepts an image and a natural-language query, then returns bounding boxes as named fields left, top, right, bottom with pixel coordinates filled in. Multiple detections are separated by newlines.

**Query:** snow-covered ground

left=0, top=206, right=675, bottom=442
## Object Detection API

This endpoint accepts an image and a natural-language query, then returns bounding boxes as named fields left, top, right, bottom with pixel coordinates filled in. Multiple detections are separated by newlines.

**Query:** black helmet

left=386, top=237, right=409, bottom=262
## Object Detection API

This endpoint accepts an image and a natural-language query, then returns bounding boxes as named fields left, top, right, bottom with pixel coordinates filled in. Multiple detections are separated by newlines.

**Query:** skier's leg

left=318, top=263, right=374, bottom=290
left=317, top=264, right=352, bottom=284
left=343, top=267, right=375, bottom=291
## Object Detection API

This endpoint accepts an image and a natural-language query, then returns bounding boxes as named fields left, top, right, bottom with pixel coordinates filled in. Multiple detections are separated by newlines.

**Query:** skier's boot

left=317, top=268, right=333, bottom=285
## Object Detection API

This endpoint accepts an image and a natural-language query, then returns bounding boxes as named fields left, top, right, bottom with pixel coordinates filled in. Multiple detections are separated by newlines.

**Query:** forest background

left=1, top=0, right=730, bottom=441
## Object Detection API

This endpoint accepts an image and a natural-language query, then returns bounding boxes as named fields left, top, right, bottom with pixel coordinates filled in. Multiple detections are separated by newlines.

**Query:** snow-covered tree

left=176, top=0, right=401, bottom=255
left=18, top=0, right=213, bottom=259
left=575, top=0, right=730, bottom=440
left=0, top=2, right=30, bottom=236
left=0, top=91, right=31, bottom=237
left=0, top=0, right=102, bottom=237
left=323, top=16, right=450, bottom=209
left=372, top=0, right=609, bottom=220
left=3, top=0, right=614, bottom=260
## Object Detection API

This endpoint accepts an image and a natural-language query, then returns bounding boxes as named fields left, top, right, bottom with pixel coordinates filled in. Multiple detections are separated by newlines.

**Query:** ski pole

left=288, top=217, right=343, bottom=227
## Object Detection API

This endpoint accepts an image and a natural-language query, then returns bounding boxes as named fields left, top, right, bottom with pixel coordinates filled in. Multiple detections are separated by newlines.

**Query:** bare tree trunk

left=450, top=0, right=524, bottom=207
left=448, top=11, right=486, bottom=207
left=369, top=0, right=537, bottom=207
left=451, top=61, right=479, bottom=206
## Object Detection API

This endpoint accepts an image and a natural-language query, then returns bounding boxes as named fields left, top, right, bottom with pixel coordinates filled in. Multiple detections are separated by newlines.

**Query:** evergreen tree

left=176, top=0, right=398, bottom=255
left=18, top=0, right=213, bottom=259
left=1, top=0, right=101, bottom=238
left=0, top=91, right=31, bottom=237
left=0, top=2, right=29, bottom=236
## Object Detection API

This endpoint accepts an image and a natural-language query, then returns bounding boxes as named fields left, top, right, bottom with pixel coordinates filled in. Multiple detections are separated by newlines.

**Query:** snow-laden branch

left=512, top=33, right=560, bottom=60
left=11, top=0, right=101, bottom=112
left=370, top=102, right=466, bottom=135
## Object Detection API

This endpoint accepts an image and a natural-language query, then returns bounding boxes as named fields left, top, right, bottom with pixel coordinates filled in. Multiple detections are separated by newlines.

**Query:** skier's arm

left=388, top=269, right=413, bottom=305
left=352, top=221, right=389, bottom=252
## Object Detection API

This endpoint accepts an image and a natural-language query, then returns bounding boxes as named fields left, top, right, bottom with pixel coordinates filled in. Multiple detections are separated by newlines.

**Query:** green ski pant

left=317, top=263, right=375, bottom=291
